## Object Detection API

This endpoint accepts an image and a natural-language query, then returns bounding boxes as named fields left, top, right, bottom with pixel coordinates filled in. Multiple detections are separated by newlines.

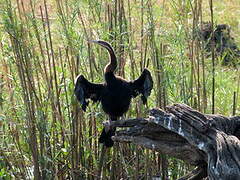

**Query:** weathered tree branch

left=112, top=104, right=240, bottom=180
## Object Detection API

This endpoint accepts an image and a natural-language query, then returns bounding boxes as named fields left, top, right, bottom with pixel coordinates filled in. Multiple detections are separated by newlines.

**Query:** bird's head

left=89, top=40, right=117, bottom=73
left=89, top=40, right=113, bottom=52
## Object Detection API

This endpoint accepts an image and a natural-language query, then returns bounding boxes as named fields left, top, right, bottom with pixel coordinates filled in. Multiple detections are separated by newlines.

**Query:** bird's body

left=74, top=40, right=153, bottom=147
left=102, top=72, right=132, bottom=118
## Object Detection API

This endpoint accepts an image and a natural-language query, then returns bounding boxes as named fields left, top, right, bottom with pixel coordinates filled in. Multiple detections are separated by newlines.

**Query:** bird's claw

left=103, top=121, right=113, bottom=133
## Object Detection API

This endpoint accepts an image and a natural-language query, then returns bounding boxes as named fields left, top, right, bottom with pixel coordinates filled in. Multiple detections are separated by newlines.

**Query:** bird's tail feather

left=99, top=127, right=116, bottom=147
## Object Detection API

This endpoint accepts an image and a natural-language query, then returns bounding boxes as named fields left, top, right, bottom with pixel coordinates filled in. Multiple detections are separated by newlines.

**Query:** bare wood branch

left=111, top=104, right=240, bottom=179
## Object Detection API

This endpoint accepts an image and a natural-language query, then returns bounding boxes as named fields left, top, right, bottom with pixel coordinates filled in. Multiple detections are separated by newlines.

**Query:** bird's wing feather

left=74, top=75, right=104, bottom=111
left=131, top=69, right=153, bottom=104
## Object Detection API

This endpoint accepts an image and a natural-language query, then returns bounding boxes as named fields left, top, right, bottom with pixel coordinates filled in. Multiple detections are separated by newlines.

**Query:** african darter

left=74, top=40, right=153, bottom=147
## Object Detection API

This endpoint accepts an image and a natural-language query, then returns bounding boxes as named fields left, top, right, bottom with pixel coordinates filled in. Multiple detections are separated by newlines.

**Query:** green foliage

left=0, top=0, right=239, bottom=179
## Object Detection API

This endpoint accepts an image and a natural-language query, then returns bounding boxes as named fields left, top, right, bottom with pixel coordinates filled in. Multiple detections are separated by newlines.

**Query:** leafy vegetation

left=0, top=0, right=239, bottom=179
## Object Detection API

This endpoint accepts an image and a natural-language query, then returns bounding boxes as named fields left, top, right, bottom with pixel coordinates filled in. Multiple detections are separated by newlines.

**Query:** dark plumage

left=74, top=40, right=153, bottom=147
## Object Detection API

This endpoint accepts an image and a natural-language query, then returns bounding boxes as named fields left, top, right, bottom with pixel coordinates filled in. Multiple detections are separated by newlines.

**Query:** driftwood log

left=111, top=104, right=240, bottom=180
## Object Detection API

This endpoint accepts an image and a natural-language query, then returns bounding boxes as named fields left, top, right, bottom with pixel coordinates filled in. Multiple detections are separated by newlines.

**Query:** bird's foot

left=103, top=121, right=113, bottom=133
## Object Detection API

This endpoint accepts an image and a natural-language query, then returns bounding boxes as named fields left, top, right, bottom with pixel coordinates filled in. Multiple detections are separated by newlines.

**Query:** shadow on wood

left=111, top=104, right=240, bottom=180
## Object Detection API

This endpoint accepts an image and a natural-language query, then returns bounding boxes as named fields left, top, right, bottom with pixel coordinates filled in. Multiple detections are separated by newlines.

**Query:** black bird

left=74, top=40, right=153, bottom=147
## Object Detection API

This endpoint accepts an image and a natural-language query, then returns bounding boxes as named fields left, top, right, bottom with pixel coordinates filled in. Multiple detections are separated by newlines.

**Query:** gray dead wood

left=111, top=104, right=240, bottom=180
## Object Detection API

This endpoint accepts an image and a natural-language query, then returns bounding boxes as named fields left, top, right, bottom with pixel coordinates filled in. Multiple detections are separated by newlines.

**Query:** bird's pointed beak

left=88, top=40, right=99, bottom=44
left=88, top=40, right=109, bottom=50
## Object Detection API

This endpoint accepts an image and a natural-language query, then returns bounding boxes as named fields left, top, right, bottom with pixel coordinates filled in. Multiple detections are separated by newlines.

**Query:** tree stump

left=111, top=104, right=240, bottom=180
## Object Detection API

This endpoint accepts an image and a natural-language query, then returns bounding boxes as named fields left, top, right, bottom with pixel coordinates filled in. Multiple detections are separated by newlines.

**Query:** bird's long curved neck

left=104, top=45, right=117, bottom=73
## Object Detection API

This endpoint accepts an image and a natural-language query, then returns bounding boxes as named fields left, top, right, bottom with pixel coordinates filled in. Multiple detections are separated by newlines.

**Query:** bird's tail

left=99, top=127, right=116, bottom=147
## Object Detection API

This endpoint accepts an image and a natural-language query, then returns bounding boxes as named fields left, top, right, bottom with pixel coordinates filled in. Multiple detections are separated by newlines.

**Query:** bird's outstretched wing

left=131, top=68, right=153, bottom=104
left=74, top=75, right=104, bottom=111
